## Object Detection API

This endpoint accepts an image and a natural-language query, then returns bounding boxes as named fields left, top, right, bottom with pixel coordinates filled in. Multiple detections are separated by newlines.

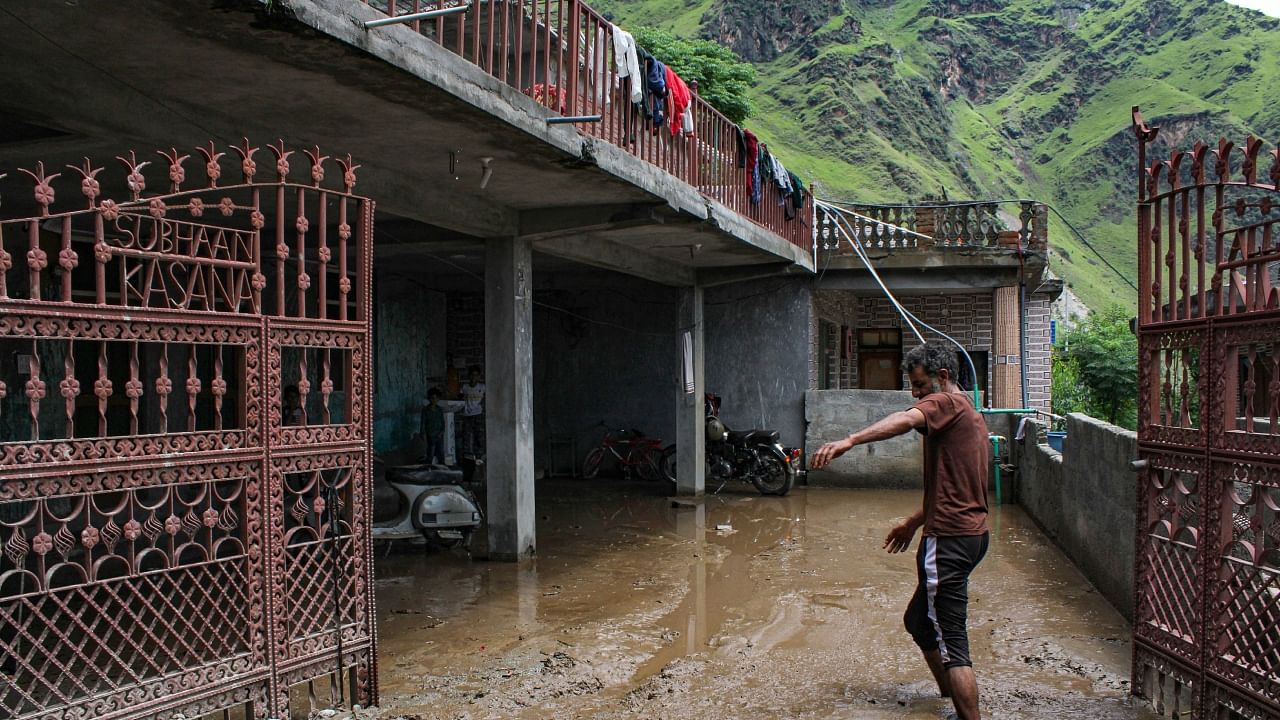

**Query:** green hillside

left=592, top=0, right=1280, bottom=311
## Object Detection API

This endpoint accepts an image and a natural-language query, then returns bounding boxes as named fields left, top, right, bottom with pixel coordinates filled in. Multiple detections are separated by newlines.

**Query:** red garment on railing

left=743, top=130, right=759, bottom=191
left=665, top=66, right=694, bottom=137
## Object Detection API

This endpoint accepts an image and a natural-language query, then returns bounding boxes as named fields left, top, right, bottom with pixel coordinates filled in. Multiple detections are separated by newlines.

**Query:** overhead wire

left=814, top=200, right=924, bottom=343
left=814, top=200, right=981, bottom=405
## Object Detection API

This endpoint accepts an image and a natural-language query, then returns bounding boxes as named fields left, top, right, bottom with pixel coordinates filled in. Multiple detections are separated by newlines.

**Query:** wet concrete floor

left=371, top=481, right=1157, bottom=719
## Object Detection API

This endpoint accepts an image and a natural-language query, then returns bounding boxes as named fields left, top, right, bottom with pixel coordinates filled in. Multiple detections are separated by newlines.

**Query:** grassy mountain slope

left=592, top=0, right=1280, bottom=311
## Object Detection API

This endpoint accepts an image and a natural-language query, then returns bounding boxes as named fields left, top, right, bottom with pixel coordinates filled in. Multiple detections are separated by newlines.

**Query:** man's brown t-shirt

left=914, top=392, right=989, bottom=537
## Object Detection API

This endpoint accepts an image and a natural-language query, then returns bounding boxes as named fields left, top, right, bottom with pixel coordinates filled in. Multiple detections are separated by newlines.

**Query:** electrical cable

left=815, top=200, right=924, bottom=342
left=819, top=196, right=1139, bottom=293
left=815, top=201, right=980, bottom=405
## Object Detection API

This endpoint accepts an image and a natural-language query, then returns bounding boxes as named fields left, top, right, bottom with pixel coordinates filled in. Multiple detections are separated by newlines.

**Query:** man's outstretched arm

left=809, top=408, right=926, bottom=470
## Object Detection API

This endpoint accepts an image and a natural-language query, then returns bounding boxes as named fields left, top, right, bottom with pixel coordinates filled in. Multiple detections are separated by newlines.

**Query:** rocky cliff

left=592, top=0, right=1280, bottom=312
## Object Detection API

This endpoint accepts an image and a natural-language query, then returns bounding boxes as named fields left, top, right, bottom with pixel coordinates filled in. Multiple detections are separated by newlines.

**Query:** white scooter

left=372, top=457, right=483, bottom=550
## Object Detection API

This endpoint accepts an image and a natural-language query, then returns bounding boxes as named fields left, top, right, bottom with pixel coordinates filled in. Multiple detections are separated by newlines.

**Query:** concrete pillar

left=485, top=236, right=535, bottom=561
left=992, top=286, right=1022, bottom=409
left=676, top=286, right=705, bottom=495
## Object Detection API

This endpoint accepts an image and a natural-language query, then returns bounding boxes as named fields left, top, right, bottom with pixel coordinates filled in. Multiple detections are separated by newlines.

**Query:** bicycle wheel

left=582, top=447, right=605, bottom=479
left=636, top=446, right=661, bottom=481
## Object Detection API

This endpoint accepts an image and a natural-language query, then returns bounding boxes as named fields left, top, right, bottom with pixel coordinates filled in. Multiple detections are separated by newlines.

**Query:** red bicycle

left=582, top=424, right=664, bottom=481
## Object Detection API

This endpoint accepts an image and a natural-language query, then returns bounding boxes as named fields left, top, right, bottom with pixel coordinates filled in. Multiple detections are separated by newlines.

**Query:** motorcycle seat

left=387, top=464, right=465, bottom=485
left=727, top=429, right=779, bottom=444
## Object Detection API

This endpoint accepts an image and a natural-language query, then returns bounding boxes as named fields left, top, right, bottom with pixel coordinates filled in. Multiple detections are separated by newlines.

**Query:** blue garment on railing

left=645, top=57, right=668, bottom=128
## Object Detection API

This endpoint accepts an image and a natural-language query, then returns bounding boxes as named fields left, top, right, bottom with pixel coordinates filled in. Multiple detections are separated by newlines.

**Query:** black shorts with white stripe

left=903, top=533, right=990, bottom=669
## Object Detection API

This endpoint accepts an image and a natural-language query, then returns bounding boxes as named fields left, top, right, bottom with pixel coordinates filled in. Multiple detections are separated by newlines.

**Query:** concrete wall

left=704, top=279, right=813, bottom=449
left=1014, top=413, right=1137, bottom=620
left=373, top=274, right=440, bottom=452
left=532, top=272, right=679, bottom=473
left=804, top=390, right=924, bottom=487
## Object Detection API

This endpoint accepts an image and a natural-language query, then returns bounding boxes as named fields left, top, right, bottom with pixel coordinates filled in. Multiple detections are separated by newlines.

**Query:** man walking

left=810, top=341, right=989, bottom=720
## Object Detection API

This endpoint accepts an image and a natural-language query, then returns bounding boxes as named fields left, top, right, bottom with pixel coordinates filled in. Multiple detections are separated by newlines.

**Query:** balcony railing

left=357, top=0, right=813, bottom=253
left=819, top=201, right=1049, bottom=254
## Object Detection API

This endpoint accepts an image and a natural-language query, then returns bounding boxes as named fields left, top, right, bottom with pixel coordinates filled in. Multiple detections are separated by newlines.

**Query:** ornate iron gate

left=1133, top=107, right=1280, bottom=718
left=0, top=140, right=376, bottom=719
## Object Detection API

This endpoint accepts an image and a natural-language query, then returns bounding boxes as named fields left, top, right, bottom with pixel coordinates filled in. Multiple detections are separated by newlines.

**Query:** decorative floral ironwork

left=59, top=376, right=80, bottom=400
left=0, top=138, right=374, bottom=720
left=69, top=157, right=103, bottom=207
left=158, top=147, right=190, bottom=191
left=198, top=141, right=225, bottom=188
left=1133, top=107, right=1280, bottom=717
left=98, top=198, right=119, bottom=221
left=27, top=248, right=47, bottom=271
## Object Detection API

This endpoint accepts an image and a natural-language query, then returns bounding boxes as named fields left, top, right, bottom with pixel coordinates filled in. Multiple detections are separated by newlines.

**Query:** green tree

left=1050, top=348, right=1088, bottom=422
left=1066, top=306, right=1138, bottom=429
left=631, top=26, right=756, bottom=123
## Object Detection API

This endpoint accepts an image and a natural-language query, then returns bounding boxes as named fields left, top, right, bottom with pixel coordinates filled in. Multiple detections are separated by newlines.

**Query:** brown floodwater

left=367, top=481, right=1157, bottom=719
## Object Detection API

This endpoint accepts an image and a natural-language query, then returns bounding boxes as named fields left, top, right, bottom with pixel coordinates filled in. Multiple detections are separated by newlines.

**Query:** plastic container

left=1046, top=431, right=1066, bottom=453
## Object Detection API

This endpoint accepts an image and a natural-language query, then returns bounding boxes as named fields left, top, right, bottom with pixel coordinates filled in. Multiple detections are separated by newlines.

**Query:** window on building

left=859, top=328, right=902, bottom=391
left=957, top=350, right=989, bottom=404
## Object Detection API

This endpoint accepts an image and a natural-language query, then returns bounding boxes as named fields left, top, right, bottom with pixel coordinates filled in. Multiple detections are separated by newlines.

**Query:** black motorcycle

left=660, top=393, right=799, bottom=496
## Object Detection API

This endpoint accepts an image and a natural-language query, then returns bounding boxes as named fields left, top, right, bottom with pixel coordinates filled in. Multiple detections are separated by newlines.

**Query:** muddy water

left=371, top=482, right=1156, bottom=719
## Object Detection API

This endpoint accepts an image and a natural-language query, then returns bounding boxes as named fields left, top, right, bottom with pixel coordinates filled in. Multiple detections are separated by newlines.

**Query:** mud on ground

left=356, top=483, right=1156, bottom=719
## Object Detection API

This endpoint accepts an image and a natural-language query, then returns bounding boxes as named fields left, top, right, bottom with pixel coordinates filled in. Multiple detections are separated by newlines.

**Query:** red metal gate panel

left=0, top=141, right=376, bottom=719
left=1133, top=107, right=1280, bottom=719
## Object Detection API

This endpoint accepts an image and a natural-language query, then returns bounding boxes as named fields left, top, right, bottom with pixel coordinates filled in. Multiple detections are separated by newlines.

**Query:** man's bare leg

left=946, top=665, right=980, bottom=719
left=922, top=650, right=951, bottom=697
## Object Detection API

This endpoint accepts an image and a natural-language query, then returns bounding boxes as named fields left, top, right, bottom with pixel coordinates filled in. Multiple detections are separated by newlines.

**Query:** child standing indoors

left=421, top=387, right=446, bottom=465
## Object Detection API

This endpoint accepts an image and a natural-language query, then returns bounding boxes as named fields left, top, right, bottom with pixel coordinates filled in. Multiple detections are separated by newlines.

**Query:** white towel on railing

left=611, top=24, right=644, bottom=105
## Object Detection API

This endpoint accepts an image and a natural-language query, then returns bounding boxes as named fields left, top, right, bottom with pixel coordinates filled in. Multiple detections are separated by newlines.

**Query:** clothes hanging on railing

left=645, top=56, right=668, bottom=128
left=735, top=128, right=748, bottom=169
left=788, top=171, right=806, bottom=210
left=584, top=26, right=610, bottom=106
left=772, top=154, right=792, bottom=200
left=750, top=158, right=763, bottom=206
left=741, top=135, right=805, bottom=216
left=611, top=25, right=644, bottom=105
left=743, top=130, right=759, bottom=191
left=665, top=66, right=694, bottom=137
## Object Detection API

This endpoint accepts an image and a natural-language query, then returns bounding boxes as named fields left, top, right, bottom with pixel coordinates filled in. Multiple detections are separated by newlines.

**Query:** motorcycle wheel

left=582, top=448, right=605, bottom=479
left=750, top=451, right=795, bottom=496
left=659, top=445, right=678, bottom=485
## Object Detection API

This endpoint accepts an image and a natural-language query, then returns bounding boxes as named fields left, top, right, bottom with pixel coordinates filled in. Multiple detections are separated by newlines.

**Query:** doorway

left=858, top=328, right=902, bottom=390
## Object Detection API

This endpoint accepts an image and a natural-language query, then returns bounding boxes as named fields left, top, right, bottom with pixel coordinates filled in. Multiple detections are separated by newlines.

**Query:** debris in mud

left=541, top=651, right=576, bottom=673
left=621, top=659, right=707, bottom=710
